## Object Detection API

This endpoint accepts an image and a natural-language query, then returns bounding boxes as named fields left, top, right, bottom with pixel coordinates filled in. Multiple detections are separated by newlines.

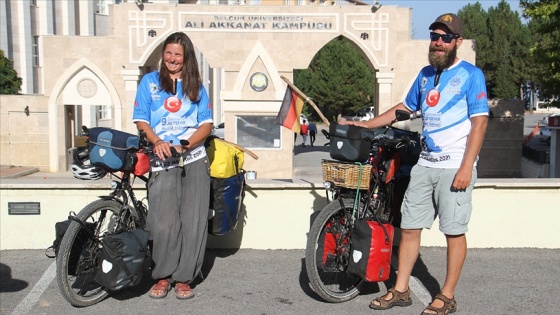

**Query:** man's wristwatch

left=180, top=139, right=190, bottom=150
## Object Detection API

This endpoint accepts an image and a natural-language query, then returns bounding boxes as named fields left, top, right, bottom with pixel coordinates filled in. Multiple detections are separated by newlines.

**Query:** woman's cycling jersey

left=133, top=71, right=212, bottom=168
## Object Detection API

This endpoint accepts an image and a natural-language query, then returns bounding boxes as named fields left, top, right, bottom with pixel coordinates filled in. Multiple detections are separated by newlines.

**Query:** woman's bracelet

left=154, top=139, right=163, bottom=145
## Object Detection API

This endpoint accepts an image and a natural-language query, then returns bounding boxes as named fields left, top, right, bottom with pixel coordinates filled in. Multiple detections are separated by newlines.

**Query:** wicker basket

left=321, top=160, right=372, bottom=190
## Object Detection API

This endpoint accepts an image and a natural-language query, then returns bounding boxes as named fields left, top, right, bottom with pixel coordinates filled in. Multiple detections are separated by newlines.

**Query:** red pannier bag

left=316, top=221, right=339, bottom=270
left=313, top=212, right=351, bottom=271
left=133, top=152, right=150, bottom=176
left=347, top=219, right=394, bottom=282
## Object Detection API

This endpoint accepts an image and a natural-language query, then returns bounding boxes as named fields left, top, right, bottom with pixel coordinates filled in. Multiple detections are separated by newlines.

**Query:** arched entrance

left=48, top=59, right=122, bottom=172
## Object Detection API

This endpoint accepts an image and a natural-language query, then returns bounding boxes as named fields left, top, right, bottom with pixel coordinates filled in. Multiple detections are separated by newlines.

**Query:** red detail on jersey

left=426, top=89, right=440, bottom=107
left=134, top=100, right=139, bottom=107
left=477, top=91, right=487, bottom=100
left=207, top=102, right=212, bottom=109
left=164, top=96, right=182, bottom=113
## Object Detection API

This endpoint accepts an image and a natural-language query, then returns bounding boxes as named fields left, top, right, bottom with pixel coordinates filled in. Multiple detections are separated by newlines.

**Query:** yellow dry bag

left=206, top=138, right=244, bottom=178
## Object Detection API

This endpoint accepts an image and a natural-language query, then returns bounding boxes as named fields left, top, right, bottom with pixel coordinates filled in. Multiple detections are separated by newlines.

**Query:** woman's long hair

left=159, top=32, right=202, bottom=102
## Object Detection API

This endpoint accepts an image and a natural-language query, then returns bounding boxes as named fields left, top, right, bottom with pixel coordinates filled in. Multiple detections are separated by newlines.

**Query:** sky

left=362, top=0, right=525, bottom=39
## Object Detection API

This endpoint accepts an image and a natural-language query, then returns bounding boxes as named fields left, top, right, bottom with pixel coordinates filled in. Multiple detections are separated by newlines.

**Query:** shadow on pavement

left=293, top=144, right=330, bottom=155
left=0, top=263, right=29, bottom=292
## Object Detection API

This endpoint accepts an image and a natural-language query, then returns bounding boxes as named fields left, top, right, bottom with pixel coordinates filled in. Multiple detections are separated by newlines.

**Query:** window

left=99, top=105, right=111, bottom=120
left=236, top=115, right=281, bottom=149
left=97, top=0, right=108, bottom=15
left=32, top=36, right=39, bottom=66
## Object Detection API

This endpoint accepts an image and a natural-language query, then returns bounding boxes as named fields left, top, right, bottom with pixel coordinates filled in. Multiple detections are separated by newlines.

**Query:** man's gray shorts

left=400, top=164, right=476, bottom=235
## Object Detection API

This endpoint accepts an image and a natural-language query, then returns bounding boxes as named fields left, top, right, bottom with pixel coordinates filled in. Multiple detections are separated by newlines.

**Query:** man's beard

left=428, top=44, right=457, bottom=70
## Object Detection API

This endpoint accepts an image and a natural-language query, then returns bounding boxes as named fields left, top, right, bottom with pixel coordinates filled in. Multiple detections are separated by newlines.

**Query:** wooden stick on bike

left=215, top=138, right=259, bottom=160
left=280, top=75, right=331, bottom=127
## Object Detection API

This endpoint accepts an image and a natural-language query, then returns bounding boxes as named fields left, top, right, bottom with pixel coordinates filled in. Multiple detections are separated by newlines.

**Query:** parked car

left=300, top=114, right=308, bottom=124
left=539, top=113, right=560, bottom=145
left=351, top=110, right=374, bottom=121
left=212, top=122, right=225, bottom=139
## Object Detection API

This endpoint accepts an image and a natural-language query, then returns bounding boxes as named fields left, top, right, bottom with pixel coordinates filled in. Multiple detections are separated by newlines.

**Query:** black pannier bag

left=329, top=123, right=375, bottom=162
left=208, top=172, right=245, bottom=236
left=95, top=228, right=149, bottom=291
left=388, top=127, right=421, bottom=166
left=88, top=127, right=140, bottom=172
left=46, top=216, right=96, bottom=276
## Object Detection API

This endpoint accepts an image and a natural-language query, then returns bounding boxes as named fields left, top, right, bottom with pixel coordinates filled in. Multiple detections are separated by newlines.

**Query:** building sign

left=179, top=13, right=338, bottom=32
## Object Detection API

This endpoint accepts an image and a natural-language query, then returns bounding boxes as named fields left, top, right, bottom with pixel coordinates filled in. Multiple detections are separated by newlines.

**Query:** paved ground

left=1, top=247, right=560, bottom=315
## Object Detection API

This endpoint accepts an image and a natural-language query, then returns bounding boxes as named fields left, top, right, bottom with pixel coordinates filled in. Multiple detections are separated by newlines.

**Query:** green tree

left=459, top=2, right=490, bottom=68
left=460, top=1, right=530, bottom=99
left=521, top=0, right=560, bottom=97
left=294, top=36, right=375, bottom=122
left=0, top=50, right=22, bottom=94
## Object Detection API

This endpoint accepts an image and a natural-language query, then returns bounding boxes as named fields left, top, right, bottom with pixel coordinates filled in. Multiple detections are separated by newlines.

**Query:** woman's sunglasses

left=430, top=32, right=459, bottom=43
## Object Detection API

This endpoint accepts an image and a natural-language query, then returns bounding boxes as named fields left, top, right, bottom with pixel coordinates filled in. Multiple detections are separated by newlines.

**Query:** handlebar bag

left=329, top=123, right=373, bottom=162
left=347, top=218, right=394, bottom=282
left=95, top=228, right=149, bottom=291
left=88, top=127, right=140, bottom=172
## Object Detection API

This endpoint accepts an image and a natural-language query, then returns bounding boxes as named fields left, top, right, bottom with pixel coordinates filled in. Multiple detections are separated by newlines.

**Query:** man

left=300, top=120, right=308, bottom=147
left=339, top=13, right=488, bottom=314
left=307, top=121, right=317, bottom=146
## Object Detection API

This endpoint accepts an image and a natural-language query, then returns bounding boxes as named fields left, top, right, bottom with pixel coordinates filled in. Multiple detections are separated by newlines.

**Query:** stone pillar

left=121, top=69, right=142, bottom=133
left=78, top=0, right=94, bottom=36
left=376, top=72, right=395, bottom=115
left=550, top=128, right=560, bottom=178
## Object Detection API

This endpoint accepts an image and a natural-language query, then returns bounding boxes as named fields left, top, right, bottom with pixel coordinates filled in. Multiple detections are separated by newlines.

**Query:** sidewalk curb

left=0, top=167, right=39, bottom=179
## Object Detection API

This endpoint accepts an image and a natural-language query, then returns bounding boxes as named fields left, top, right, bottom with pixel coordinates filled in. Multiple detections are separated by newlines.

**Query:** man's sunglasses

left=430, top=32, right=459, bottom=43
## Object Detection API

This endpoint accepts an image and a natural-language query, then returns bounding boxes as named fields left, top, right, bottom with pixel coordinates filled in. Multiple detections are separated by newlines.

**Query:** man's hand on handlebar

left=337, top=118, right=364, bottom=127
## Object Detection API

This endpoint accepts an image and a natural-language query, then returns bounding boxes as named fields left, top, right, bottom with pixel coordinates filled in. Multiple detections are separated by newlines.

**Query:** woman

left=133, top=32, right=212, bottom=300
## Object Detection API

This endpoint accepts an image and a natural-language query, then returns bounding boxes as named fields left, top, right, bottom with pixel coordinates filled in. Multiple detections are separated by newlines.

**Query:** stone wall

left=478, top=99, right=524, bottom=178
left=0, top=95, right=50, bottom=171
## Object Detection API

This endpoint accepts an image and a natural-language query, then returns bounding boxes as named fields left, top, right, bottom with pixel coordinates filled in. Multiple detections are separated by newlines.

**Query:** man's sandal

left=369, top=287, right=413, bottom=310
left=148, top=279, right=171, bottom=299
left=175, top=282, right=195, bottom=300
left=421, top=294, right=457, bottom=315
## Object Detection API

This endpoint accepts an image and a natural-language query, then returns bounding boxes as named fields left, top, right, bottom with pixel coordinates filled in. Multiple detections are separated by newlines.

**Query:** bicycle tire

left=305, top=198, right=365, bottom=303
left=56, top=199, right=122, bottom=307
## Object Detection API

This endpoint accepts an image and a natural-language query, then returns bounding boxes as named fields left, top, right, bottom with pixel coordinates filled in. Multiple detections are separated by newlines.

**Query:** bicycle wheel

left=56, top=199, right=122, bottom=307
left=305, top=198, right=365, bottom=303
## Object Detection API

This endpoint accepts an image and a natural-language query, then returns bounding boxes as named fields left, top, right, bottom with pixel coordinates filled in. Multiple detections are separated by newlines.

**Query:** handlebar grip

left=169, top=146, right=181, bottom=158
left=410, top=111, right=422, bottom=120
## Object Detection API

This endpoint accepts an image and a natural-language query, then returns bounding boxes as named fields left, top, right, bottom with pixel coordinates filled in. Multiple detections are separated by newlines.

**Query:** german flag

left=276, top=86, right=304, bottom=133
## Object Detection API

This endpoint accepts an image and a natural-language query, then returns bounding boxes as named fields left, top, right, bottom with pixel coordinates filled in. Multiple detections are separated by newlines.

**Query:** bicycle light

left=323, top=181, right=334, bottom=190
left=110, top=181, right=119, bottom=190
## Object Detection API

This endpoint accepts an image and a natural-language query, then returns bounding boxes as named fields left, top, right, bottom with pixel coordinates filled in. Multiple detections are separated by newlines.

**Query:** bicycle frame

left=101, top=170, right=149, bottom=232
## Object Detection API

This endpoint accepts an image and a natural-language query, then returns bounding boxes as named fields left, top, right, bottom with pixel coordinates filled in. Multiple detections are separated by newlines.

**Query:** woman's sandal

left=421, top=294, right=457, bottom=315
left=148, top=279, right=171, bottom=299
left=175, top=282, right=195, bottom=300
left=369, top=287, right=413, bottom=310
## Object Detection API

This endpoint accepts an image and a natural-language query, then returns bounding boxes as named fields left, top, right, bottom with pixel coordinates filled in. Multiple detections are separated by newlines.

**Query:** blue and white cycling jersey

left=403, top=60, right=489, bottom=168
left=132, top=71, right=213, bottom=167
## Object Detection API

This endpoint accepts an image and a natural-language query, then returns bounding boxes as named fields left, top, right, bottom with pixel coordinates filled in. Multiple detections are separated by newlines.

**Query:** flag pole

left=280, top=75, right=330, bottom=127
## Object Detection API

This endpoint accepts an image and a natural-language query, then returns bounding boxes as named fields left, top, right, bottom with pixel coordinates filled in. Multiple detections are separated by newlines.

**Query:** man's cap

left=429, top=13, right=463, bottom=37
